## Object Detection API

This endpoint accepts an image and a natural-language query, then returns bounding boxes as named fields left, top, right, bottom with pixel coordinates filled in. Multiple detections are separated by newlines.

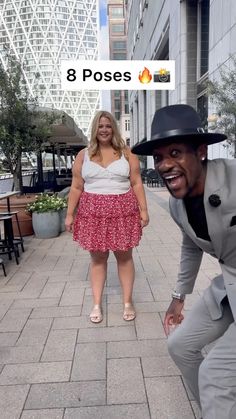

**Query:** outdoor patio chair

left=146, top=170, right=160, bottom=187
left=0, top=210, right=24, bottom=252
left=141, top=168, right=153, bottom=183
left=0, top=215, right=19, bottom=265
left=0, top=258, right=6, bottom=277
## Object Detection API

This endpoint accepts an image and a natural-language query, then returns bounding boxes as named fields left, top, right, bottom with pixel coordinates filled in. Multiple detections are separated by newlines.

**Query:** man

left=132, top=104, right=236, bottom=419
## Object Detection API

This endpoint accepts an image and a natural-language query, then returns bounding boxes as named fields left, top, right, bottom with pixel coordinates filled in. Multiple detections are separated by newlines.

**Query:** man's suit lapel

left=177, top=199, right=215, bottom=253
left=175, top=160, right=225, bottom=257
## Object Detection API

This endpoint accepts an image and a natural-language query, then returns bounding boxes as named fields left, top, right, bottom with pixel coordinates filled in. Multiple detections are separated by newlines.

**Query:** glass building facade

left=0, top=0, right=101, bottom=135
left=107, top=0, right=130, bottom=145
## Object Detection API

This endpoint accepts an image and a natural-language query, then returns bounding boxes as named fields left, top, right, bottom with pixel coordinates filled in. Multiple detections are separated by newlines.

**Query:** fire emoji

left=139, top=67, right=152, bottom=84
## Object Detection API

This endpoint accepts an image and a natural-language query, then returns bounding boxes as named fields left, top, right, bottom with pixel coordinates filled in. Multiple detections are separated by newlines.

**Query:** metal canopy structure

left=43, top=110, right=88, bottom=154
left=35, top=108, right=88, bottom=192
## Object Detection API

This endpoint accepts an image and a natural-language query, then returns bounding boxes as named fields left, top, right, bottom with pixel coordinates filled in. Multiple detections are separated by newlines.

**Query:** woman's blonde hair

left=88, top=110, right=126, bottom=158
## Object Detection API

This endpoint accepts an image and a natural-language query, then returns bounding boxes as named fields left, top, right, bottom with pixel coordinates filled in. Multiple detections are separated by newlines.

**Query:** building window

left=198, top=0, right=209, bottom=78
left=113, top=40, right=126, bottom=50
left=115, top=111, right=120, bottom=120
left=113, top=52, right=126, bottom=60
left=197, top=94, right=208, bottom=129
left=125, top=119, right=130, bottom=131
left=124, top=92, right=129, bottom=114
left=114, top=99, right=121, bottom=111
left=110, top=7, right=124, bottom=18
left=111, top=23, right=125, bottom=34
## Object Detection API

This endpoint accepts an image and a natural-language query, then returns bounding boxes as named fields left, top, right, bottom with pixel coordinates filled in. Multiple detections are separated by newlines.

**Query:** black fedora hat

left=131, top=104, right=227, bottom=156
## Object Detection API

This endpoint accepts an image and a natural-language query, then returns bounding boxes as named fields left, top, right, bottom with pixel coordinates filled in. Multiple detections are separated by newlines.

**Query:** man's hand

left=164, top=299, right=185, bottom=336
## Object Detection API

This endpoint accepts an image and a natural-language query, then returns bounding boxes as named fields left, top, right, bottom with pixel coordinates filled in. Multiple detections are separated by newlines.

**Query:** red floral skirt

left=73, top=188, right=142, bottom=252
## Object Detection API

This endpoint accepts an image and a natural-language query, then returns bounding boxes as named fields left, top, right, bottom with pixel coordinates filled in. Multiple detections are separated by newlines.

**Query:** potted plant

left=26, top=194, right=67, bottom=239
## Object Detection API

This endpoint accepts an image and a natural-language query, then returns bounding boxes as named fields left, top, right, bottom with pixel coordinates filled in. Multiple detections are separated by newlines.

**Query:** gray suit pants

left=167, top=295, right=236, bottom=419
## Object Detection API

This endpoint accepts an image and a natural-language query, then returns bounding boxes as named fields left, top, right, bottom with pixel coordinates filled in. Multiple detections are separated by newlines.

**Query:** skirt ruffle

left=73, top=189, right=142, bottom=252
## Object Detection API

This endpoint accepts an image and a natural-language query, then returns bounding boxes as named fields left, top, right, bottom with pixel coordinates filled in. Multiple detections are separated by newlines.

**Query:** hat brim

left=131, top=133, right=227, bottom=156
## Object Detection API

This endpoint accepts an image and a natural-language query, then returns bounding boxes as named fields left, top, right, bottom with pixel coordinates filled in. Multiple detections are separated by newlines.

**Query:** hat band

left=151, top=127, right=205, bottom=140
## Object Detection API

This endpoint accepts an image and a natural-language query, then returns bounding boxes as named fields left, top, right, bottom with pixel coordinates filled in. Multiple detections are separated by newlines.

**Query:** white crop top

left=81, top=149, right=131, bottom=194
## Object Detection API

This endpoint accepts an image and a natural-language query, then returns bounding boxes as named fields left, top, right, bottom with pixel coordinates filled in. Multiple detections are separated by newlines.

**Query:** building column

left=179, top=0, right=188, bottom=103
left=146, top=90, right=156, bottom=169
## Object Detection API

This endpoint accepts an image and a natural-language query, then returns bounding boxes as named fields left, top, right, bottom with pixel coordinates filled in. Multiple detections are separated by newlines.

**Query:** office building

left=126, top=0, right=236, bottom=164
left=0, top=0, right=101, bottom=136
left=107, top=0, right=130, bottom=144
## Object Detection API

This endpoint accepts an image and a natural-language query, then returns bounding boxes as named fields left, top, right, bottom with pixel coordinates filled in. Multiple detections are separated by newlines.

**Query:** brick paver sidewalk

left=0, top=187, right=220, bottom=419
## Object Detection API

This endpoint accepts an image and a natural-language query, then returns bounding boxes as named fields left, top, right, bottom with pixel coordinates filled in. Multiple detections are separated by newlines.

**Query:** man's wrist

left=171, top=290, right=186, bottom=301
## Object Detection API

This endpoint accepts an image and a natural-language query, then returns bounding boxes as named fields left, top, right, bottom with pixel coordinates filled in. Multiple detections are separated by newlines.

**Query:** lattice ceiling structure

left=0, top=0, right=101, bottom=136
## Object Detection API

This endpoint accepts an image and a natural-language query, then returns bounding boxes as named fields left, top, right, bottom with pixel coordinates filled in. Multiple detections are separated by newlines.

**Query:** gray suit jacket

left=169, top=158, right=236, bottom=320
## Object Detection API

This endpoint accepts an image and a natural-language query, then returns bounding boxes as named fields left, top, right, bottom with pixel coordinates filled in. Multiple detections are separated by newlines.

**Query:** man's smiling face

left=153, top=142, right=207, bottom=199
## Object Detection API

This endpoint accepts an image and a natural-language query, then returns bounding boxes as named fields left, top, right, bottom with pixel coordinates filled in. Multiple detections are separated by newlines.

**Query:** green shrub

left=26, top=193, right=67, bottom=213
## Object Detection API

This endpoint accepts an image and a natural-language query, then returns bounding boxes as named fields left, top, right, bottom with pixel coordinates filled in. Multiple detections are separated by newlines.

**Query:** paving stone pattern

left=0, top=187, right=220, bottom=418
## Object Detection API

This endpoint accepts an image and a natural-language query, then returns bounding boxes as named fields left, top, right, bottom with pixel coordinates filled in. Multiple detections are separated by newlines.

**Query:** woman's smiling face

left=96, top=117, right=113, bottom=145
left=153, top=142, right=207, bottom=198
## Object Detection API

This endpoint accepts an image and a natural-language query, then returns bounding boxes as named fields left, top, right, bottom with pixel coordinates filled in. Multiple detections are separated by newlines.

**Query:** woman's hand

left=65, top=214, right=74, bottom=233
left=140, top=209, right=149, bottom=228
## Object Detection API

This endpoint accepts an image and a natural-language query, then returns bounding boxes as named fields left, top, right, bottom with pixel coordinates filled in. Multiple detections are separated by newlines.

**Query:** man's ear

left=197, top=143, right=208, bottom=161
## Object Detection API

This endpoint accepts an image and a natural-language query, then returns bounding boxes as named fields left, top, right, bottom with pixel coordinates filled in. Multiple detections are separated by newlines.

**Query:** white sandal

left=123, top=303, right=136, bottom=321
left=90, top=305, right=103, bottom=323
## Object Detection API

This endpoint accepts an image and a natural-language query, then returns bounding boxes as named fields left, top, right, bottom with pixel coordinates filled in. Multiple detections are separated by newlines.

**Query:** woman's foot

left=90, top=304, right=103, bottom=323
left=123, top=303, right=136, bottom=321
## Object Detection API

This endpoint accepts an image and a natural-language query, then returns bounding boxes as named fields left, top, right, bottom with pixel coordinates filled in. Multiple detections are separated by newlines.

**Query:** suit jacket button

left=219, top=258, right=224, bottom=264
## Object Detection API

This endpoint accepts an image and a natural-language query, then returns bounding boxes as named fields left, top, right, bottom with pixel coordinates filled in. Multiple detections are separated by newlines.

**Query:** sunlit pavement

left=0, top=186, right=220, bottom=419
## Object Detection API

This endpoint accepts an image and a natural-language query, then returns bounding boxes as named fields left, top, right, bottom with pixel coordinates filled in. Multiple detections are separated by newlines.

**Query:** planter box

left=59, top=207, right=67, bottom=232
left=32, top=211, right=60, bottom=239
left=0, top=195, right=36, bottom=236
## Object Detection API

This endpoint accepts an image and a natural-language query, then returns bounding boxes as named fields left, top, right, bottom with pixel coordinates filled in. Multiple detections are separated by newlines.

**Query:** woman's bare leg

left=114, top=249, right=136, bottom=320
left=89, top=250, right=109, bottom=322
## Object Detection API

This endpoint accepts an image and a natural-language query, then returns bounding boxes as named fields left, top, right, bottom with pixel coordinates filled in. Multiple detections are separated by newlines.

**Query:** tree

left=207, top=55, right=236, bottom=158
left=0, top=53, right=55, bottom=192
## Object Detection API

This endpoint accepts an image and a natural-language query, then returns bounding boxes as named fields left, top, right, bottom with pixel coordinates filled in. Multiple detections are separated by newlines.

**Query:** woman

left=65, top=110, right=149, bottom=323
